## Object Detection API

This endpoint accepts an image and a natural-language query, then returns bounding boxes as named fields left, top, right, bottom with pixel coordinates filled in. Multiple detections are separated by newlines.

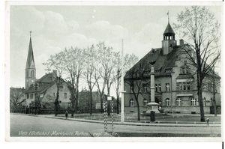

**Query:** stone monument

left=146, top=61, right=160, bottom=114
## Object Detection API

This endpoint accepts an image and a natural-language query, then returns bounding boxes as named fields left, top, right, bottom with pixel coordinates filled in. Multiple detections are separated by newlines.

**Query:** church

left=124, top=21, right=221, bottom=114
left=24, top=33, right=72, bottom=113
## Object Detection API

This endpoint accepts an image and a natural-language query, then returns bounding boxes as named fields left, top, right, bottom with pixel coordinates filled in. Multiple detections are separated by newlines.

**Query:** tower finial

left=30, top=31, right=32, bottom=37
left=167, top=11, right=170, bottom=23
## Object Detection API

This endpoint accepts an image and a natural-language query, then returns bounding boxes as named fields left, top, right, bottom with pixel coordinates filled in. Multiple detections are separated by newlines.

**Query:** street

left=10, top=114, right=221, bottom=137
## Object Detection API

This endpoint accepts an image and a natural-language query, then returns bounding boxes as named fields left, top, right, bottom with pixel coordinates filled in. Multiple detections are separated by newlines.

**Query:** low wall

left=163, top=106, right=210, bottom=114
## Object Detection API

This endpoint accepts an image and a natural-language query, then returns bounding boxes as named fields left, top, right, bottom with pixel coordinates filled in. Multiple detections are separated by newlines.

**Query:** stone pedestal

left=146, top=102, right=160, bottom=114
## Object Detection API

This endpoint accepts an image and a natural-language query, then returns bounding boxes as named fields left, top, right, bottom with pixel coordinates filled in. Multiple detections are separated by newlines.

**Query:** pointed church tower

left=162, top=12, right=177, bottom=55
left=25, top=31, right=36, bottom=89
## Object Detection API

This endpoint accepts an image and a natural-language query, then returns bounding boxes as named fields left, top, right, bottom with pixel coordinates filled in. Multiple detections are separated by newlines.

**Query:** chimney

left=180, top=39, right=184, bottom=46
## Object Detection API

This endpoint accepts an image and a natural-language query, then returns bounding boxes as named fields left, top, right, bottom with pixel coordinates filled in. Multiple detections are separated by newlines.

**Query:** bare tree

left=94, top=42, right=115, bottom=113
left=125, top=65, right=147, bottom=121
left=10, top=88, right=26, bottom=113
left=174, top=6, right=221, bottom=121
left=44, top=47, right=85, bottom=115
left=83, top=45, right=98, bottom=115
left=114, top=53, right=139, bottom=114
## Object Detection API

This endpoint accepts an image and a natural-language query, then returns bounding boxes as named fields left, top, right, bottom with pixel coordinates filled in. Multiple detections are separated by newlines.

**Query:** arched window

left=204, top=97, right=206, bottom=106
left=165, top=98, right=170, bottom=106
left=31, top=70, right=34, bottom=77
left=143, top=98, right=148, bottom=106
left=129, top=99, right=134, bottom=107
left=26, top=71, right=29, bottom=77
left=210, top=98, right=213, bottom=106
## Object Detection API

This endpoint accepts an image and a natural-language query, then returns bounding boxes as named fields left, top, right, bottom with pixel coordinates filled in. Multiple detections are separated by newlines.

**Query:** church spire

left=26, top=31, right=35, bottom=68
left=25, top=31, right=36, bottom=89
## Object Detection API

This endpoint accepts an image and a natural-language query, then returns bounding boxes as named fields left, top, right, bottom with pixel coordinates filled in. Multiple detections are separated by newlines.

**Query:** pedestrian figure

left=65, top=110, right=68, bottom=119
left=206, top=118, right=209, bottom=126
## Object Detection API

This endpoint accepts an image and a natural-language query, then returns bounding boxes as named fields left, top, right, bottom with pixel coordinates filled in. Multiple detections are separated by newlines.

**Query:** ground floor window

left=204, top=97, right=206, bottom=106
left=210, top=98, right=213, bottom=106
left=165, top=98, right=170, bottom=106
left=30, top=93, right=33, bottom=99
left=191, top=98, right=197, bottom=106
left=64, top=93, right=67, bottom=99
left=176, top=98, right=182, bottom=106
left=130, top=99, right=134, bottom=107
left=143, top=98, right=148, bottom=106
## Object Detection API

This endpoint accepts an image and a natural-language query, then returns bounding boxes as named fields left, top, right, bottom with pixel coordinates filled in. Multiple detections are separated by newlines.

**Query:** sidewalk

left=37, top=114, right=221, bottom=127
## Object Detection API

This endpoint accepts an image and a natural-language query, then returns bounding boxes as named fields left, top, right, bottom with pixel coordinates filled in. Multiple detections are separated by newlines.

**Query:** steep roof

left=26, top=37, right=35, bottom=68
left=24, top=72, right=58, bottom=93
left=164, top=23, right=175, bottom=35
left=36, top=73, right=56, bottom=83
left=124, top=46, right=181, bottom=79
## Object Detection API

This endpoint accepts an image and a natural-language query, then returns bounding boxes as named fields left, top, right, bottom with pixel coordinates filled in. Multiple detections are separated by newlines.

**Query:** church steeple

left=25, top=31, right=36, bottom=89
left=162, top=12, right=177, bottom=55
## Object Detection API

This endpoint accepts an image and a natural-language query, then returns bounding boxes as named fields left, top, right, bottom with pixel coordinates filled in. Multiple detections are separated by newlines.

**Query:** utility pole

left=120, top=39, right=125, bottom=123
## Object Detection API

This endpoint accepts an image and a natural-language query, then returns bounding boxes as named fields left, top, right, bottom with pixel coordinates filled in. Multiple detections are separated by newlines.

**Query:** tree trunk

left=116, top=93, right=119, bottom=114
left=198, top=85, right=205, bottom=122
left=136, top=101, right=140, bottom=121
left=89, top=87, right=93, bottom=115
left=75, top=76, right=79, bottom=113
left=116, top=76, right=120, bottom=114
left=55, top=82, right=59, bottom=116
left=213, top=78, right=217, bottom=116
left=100, top=95, right=103, bottom=113
left=196, top=48, right=205, bottom=122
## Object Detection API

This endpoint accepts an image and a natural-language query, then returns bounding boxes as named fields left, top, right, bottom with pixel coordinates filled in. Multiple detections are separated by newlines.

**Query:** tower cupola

left=162, top=12, right=177, bottom=55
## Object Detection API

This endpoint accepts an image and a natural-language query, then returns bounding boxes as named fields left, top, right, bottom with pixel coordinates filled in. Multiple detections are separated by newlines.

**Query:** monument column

left=150, top=64, right=155, bottom=103
left=146, top=61, right=159, bottom=114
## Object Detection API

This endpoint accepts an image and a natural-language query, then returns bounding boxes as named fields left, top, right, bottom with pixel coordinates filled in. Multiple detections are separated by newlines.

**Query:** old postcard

left=5, top=0, right=223, bottom=142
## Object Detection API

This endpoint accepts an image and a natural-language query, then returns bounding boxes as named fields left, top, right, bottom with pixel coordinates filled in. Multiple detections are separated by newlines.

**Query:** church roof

left=26, top=37, right=35, bottom=68
left=164, top=23, right=175, bottom=35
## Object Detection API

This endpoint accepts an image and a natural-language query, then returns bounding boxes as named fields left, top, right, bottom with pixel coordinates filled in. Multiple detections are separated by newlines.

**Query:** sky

left=10, top=5, right=222, bottom=88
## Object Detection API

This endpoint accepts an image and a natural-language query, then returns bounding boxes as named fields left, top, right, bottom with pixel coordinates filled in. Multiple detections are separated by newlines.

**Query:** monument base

left=146, top=102, right=160, bottom=114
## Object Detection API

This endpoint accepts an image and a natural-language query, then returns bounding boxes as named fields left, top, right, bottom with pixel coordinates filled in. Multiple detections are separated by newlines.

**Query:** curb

left=43, top=115, right=221, bottom=127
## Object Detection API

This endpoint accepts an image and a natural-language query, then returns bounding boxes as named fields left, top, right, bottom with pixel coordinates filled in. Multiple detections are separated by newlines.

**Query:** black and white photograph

left=5, top=1, right=223, bottom=141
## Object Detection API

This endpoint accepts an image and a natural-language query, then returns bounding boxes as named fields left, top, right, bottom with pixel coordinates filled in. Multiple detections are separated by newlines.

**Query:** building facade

left=124, top=22, right=221, bottom=114
left=24, top=34, right=72, bottom=113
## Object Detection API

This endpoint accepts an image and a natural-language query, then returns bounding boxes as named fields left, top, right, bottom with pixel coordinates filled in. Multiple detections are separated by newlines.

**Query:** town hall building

left=124, top=22, right=221, bottom=114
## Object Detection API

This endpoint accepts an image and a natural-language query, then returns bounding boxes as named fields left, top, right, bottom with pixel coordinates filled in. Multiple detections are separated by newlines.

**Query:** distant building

left=78, top=89, right=102, bottom=113
left=24, top=34, right=72, bottom=113
left=78, top=89, right=117, bottom=113
left=124, top=21, right=221, bottom=114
